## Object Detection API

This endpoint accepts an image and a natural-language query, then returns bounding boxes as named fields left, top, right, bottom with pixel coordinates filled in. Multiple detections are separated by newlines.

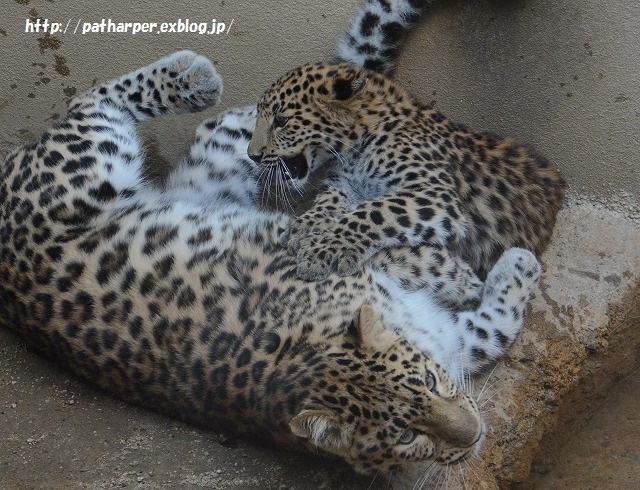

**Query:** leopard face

left=248, top=63, right=379, bottom=186
left=289, top=305, right=483, bottom=474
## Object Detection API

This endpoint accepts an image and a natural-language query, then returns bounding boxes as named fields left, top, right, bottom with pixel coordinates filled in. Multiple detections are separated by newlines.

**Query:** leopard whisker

left=414, top=461, right=442, bottom=490
left=275, top=158, right=297, bottom=212
left=458, top=453, right=482, bottom=488
left=258, top=164, right=277, bottom=208
left=282, top=161, right=306, bottom=197
left=326, top=144, right=350, bottom=169
left=257, top=164, right=273, bottom=207
left=478, top=384, right=505, bottom=409
left=328, top=136, right=361, bottom=155
left=273, top=163, right=284, bottom=210
left=476, top=362, right=500, bottom=402
left=433, top=463, right=447, bottom=490
left=458, top=463, right=468, bottom=490
left=365, top=470, right=380, bottom=490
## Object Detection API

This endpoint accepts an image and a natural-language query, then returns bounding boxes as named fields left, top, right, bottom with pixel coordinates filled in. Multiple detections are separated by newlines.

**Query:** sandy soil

left=530, top=367, right=640, bottom=490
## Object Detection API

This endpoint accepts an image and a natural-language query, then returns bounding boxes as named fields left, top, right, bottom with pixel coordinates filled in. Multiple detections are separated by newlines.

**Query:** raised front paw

left=295, top=232, right=370, bottom=281
left=152, top=50, right=223, bottom=112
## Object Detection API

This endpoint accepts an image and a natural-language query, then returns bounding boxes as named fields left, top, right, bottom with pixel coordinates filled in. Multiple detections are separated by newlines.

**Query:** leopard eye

left=425, top=371, right=436, bottom=392
left=398, top=429, right=417, bottom=445
left=273, top=114, right=290, bottom=129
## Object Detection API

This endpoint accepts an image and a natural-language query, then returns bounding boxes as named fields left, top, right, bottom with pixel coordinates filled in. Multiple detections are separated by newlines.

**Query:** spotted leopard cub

left=1, top=50, right=542, bottom=475
left=248, top=63, right=565, bottom=281
left=258, top=0, right=436, bottom=214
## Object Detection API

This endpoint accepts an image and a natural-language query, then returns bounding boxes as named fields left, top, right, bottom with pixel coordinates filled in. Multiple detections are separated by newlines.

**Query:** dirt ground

left=529, top=367, right=640, bottom=490
left=1, top=324, right=639, bottom=490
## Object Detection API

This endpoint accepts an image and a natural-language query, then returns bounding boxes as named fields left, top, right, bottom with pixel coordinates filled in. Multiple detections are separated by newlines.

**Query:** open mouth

left=279, top=154, right=309, bottom=180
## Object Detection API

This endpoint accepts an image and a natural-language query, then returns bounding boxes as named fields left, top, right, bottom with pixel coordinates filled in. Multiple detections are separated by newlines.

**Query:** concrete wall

left=1, top=0, right=638, bottom=217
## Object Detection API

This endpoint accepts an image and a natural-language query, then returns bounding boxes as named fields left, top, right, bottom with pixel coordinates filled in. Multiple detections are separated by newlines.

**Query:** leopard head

left=288, top=304, right=483, bottom=474
left=248, top=63, right=406, bottom=189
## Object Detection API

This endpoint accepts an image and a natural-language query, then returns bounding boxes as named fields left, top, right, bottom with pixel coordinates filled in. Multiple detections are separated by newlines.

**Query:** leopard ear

left=356, top=304, right=398, bottom=350
left=290, top=407, right=350, bottom=451
left=331, top=76, right=365, bottom=101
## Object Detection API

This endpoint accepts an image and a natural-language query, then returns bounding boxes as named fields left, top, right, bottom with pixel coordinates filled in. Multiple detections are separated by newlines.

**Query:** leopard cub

left=249, top=63, right=565, bottom=281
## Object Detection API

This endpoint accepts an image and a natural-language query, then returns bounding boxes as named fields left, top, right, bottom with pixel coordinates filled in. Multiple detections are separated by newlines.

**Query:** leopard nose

left=248, top=152, right=263, bottom=164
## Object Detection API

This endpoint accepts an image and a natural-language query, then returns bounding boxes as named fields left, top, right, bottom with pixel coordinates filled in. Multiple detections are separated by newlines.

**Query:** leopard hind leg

left=448, top=248, right=542, bottom=376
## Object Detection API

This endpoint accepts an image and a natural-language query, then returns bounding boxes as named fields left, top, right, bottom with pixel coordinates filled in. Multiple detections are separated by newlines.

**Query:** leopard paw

left=152, top=50, right=223, bottom=112
left=295, top=232, right=369, bottom=281
left=483, top=248, right=541, bottom=301
left=286, top=213, right=336, bottom=254
left=295, top=236, right=335, bottom=281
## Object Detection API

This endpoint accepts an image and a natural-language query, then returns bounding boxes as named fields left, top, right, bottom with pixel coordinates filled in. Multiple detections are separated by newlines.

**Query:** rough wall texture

left=395, top=0, right=640, bottom=220
left=1, top=0, right=639, bottom=216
